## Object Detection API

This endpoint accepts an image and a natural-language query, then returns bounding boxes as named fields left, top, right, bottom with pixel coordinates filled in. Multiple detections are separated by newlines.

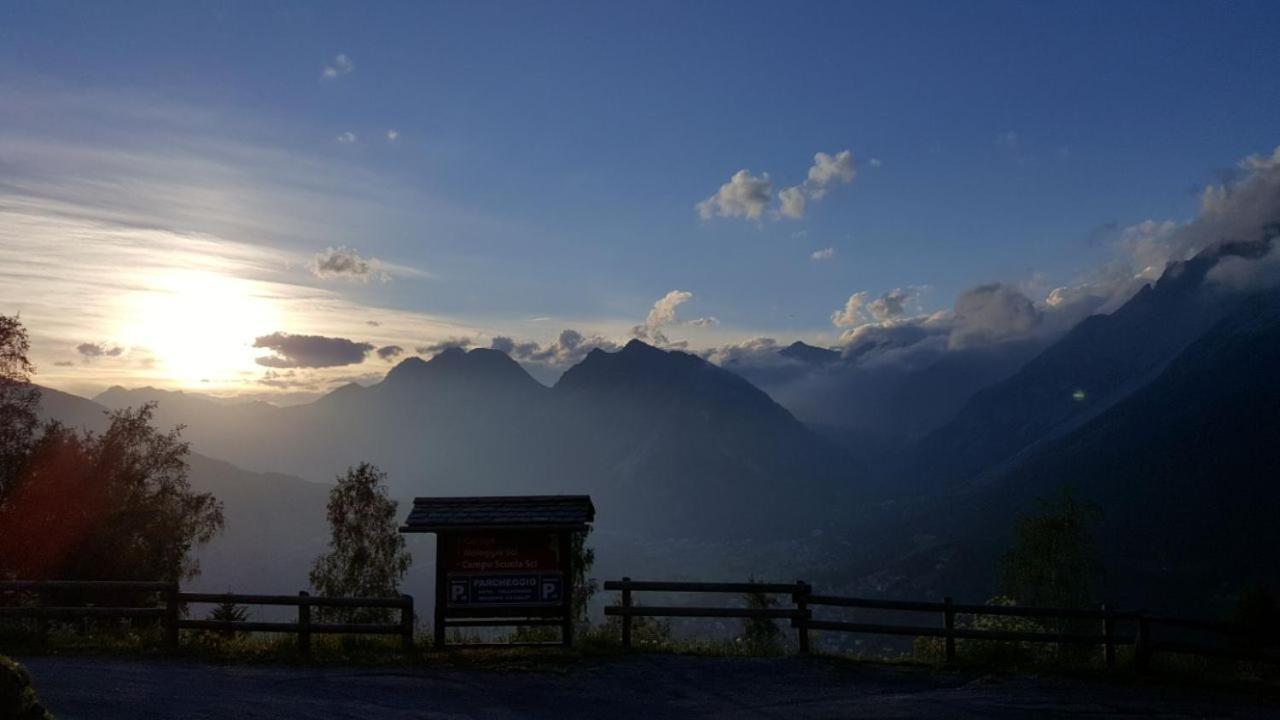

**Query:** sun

left=118, top=270, right=282, bottom=387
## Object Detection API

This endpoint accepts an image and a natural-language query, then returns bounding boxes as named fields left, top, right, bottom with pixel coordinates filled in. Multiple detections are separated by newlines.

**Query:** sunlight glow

left=117, top=270, right=282, bottom=386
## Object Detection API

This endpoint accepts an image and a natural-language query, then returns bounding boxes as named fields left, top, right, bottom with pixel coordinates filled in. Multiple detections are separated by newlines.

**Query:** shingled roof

left=400, top=495, right=595, bottom=532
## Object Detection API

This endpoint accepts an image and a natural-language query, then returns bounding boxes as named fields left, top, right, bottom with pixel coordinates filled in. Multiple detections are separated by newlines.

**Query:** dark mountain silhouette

left=553, top=340, right=851, bottom=534
left=95, top=341, right=854, bottom=538
left=778, top=341, right=839, bottom=365
left=908, top=237, right=1275, bottom=493
left=869, top=288, right=1280, bottom=614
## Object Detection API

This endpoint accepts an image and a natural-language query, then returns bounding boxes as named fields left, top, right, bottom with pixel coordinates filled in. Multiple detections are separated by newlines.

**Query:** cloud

left=53, top=360, right=75, bottom=367
left=253, top=332, right=374, bottom=368
left=868, top=158, right=883, bottom=168
left=779, top=186, right=806, bottom=220
left=778, top=150, right=856, bottom=219
left=415, top=337, right=473, bottom=356
left=336, top=132, right=356, bottom=144
left=322, top=53, right=354, bottom=80
left=832, top=287, right=921, bottom=327
left=630, top=290, right=715, bottom=345
left=308, top=246, right=389, bottom=283
left=948, top=283, right=1043, bottom=349
left=696, top=170, right=773, bottom=221
left=386, top=129, right=399, bottom=142
left=996, top=130, right=1020, bottom=150
left=810, top=247, right=835, bottom=261
left=831, top=291, right=868, bottom=328
left=491, top=328, right=619, bottom=370
left=866, top=287, right=923, bottom=322
left=76, top=342, right=124, bottom=359
left=376, top=345, right=404, bottom=361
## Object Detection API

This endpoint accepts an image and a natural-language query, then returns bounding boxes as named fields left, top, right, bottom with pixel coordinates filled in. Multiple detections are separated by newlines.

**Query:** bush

left=0, top=656, right=53, bottom=720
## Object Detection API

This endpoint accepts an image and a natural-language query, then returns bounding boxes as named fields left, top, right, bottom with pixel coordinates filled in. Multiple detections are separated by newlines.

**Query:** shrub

left=0, top=656, right=53, bottom=720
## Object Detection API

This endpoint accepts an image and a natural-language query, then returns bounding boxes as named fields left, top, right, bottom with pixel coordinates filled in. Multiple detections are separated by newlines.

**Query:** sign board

left=442, top=531, right=564, bottom=608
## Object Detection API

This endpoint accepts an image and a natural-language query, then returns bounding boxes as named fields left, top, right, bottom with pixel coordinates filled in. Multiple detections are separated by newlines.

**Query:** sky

left=2, top=1, right=1279, bottom=400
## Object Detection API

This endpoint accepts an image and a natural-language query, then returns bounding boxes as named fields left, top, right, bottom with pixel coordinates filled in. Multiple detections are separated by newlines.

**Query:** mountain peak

left=779, top=341, right=840, bottom=365
left=381, top=347, right=542, bottom=391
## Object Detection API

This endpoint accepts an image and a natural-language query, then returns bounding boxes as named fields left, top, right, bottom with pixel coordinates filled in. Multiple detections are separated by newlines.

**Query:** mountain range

left=36, top=232, right=1280, bottom=613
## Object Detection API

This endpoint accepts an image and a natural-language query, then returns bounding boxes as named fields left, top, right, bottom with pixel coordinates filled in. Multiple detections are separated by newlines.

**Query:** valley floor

left=19, top=654, right=1279, bottom=719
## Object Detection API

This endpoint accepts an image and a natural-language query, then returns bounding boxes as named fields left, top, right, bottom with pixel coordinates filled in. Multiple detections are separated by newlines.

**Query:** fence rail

left=604, top=578, right=1280, bottom=669
left=0, top=580, right=414, bottom=654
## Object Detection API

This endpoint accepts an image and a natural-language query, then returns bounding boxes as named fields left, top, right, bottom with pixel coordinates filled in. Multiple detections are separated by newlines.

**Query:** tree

left=570, top=530, right=597, bottom=624
left=207, top=598, right=250, bottom=639
left=739, top=576, right=783, bottom=655
left=0, top=315, right=39, bottom=499
left=0, top=403, right=224, bottom=583
left=1000, top=489, right=1103, bottom=609
left=309, top=463, right=411, bottom=622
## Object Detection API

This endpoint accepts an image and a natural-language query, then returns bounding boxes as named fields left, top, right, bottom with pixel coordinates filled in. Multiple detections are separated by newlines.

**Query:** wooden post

left=621, top=576, right=632, bottom=650
left=560, top=531, right=575, bottom=648
left=298, top=591, right=311, bottom=657
left=434, top=534, right=447, bottom=650
left=401, top=594, right=415, bottom=652
left=1101, top=603, right=1115, bottom=670
left=795, top=581, right=811, bottom=656
left=944, top=596, right=956, bottom=664
left=1134, top=612, right=1150, bottom=672
left=164, top=583, right=180, bottom=650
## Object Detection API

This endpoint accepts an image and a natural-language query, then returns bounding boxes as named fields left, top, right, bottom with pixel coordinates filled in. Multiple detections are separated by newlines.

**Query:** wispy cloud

left=321, top=53, right=354, bottom=80
left=386, top=129, right=399, bottom=142
left=337, top=131, right=356, bottom=144
left=810, top=247, right=835, bottom=261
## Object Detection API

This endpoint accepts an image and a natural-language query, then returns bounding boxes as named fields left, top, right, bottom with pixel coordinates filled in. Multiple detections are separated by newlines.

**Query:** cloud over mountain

left=253, top=332, right=374, bottom=368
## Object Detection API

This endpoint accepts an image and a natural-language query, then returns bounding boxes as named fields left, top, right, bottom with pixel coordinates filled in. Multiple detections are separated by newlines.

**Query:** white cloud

left=810, top=247, right=835, bottom=261
left=779, top=186, right=806, bottom=220
left=386, top=129, right=399, bottom=142
left=696, top=170, right=773, bottom=221
left=778, top=150, right=856, bottom=220
left=868, top=158, right=883, bottom=168
left=337, top=132, right=356, bottom=144
left=631, top=289, right=716, bottom=345
left=322, top=53, right=354, bottom=80
left=831, top=291, right=869, bottom=328
left=832, top=287, right=922, bottom=327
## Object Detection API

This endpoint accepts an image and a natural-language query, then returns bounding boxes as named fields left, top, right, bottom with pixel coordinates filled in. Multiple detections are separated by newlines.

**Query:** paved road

left=19, top=655, right=1279, bottom=719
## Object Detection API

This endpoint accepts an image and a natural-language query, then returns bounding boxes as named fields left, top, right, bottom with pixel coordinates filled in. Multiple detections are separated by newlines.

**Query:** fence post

left=164, top=583, right=180, bottom=650
left=944, top=596, right=956, bottom=664
left=401, top=594, right=415, bottom=652
left=298, top=591, right=311, bottom=657
left=1101, top=603, right=1115, bottom=670
left=795, top=581, right=811, bottom=656
left=621, top=577, right=632, bottom=650
left=1134, top=612, right=1150, bottom=672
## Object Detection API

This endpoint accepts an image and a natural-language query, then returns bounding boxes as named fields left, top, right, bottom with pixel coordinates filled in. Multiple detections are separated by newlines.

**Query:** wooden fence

left=603, top=578, right=1280, bottom=669
left=0, top=580, right=414, bottom=655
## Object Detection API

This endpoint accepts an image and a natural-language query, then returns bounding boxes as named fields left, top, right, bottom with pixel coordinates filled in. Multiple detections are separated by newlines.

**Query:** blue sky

left=2, top=1, right=1279, bottom=397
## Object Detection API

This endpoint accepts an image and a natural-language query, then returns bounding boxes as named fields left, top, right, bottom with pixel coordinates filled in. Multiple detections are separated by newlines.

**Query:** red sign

left=442, top=532, right=561, bottom=573
left=443, top=532, right=564, bottom=607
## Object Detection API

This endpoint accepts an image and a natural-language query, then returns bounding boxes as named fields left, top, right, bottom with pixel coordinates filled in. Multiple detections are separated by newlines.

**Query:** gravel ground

left=18, top=654, right=1280, bottom=719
